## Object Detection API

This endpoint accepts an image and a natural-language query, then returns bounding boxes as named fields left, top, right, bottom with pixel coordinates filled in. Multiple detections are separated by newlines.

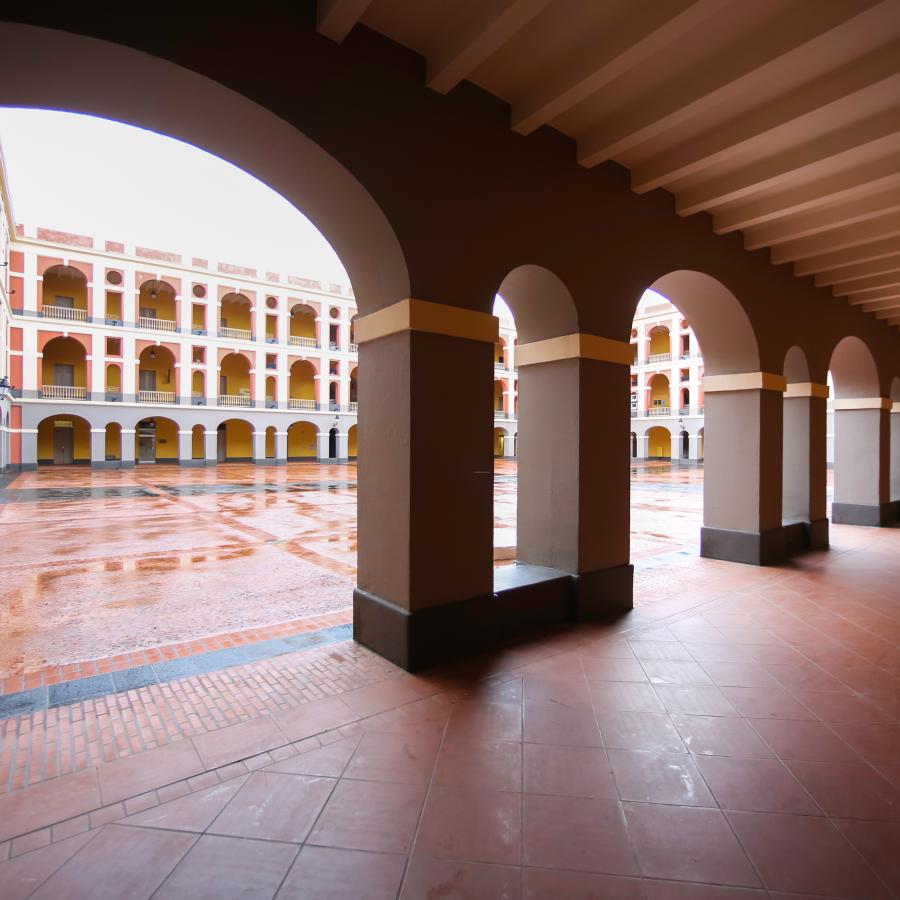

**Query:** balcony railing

left=219, top=394, right=252, bottom=407
left=678, top=407, right=690, bottom=416
left=680, top=353, right=693, bottom=360
left=42, top=305, right=87, bottom=322
left=288, top=398, right=317, bottom=410
left=288, top=336, right=318, bottom=348
left=494, top=409, right=506, bottom=419
left=647, top=353, right=671, bottom=363
left=42, top=385, right=87, bottom=399
left=348, top=401, right=358, bottom=412
left=494, top=362, right=507, bottom=370
left=138, top=316, right=177, bottom=332
left=647, top=406, right=671, bottom=416
left=220, top=326, right=253, bottom=341
left=329, top=341, right=339, bottom=351
left=192, top=392, right=205, bottom=405
left=349, top=342, right=359, bottom=353
left=138, top=390, right=176, bottom=403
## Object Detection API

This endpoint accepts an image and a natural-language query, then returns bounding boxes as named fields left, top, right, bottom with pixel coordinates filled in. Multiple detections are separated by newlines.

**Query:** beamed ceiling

left=318, top=0, right=900, bottom=329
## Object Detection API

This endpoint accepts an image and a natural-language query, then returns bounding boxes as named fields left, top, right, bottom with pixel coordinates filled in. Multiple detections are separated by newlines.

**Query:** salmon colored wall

left=287, top=421, right=316, bottom=458
left=10, top=327, right=22, bottom=351
left=10, top=405, right=21, bottom=464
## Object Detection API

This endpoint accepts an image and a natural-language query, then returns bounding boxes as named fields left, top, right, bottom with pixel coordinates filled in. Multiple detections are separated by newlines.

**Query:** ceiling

left=317, top=0, right=900, bottom=329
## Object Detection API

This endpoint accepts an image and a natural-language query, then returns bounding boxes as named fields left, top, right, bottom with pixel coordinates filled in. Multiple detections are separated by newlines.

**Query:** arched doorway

left=192, top=424, right=205, bottom=460
left=348, top=424, right=358, bottom=459
left=135, top=417, right=178, bottom=463
left=219, top=292, right=253, bottom=339
left=681, top=430, right=689, bottom=460
left=648, top=373, right=670, bottom=414
left=138, top=279, right=177, bottom=328
left=137, top=345, right=177, bottom=401
left=329, top=427, right=338, bottom=458
left=37, top=414, right=90, bottom=465
left=105, top=422, right=122, bottom=462
left=265, top=426, right=276, bottom=459
left=647, top=426, right=671, bottom=459
left=493, top=426, right=507, bottom=457
left=289, top=361, right=316, bottom=409
left=630, top=432, right=638, bottom=458
left=217, top=419, right=253, bottom=462
left=289, top=304, right=318, bottom=346
left=287, top=421, right=317, bottom=460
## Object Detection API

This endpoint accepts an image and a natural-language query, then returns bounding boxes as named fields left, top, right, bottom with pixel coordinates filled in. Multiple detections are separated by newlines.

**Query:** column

left=20, top=428, right=38, bottom=469
left=353, top=299, right=495, bottom=670
left=636, top=433, right=649, bottom=459
left=335, top=429, right=349, bottom=462
left=206, top=354, right=219, bottom=405
left=503, top=432, right=516, bottom=458
left=892, top=402, right=900, bottom=518
left=120, top=428, right=136, bottom=467
left=275, top=430, right=288, bottom=465
left=253, top=350, right=266, bottom=407
left=90, top=428, right=107, bottom=468
left=178, top=348, right=193, bottom=401
left=515, top=333, right=633, bottom=616
left=122, top=335, right=137, bottom=402
left=701, top=373, right=785, bottom=565
left=782, top=382, right=829, bottom=549
left=316, top=429, right=331, bottom=461
left=203, top=429, right=218, bottom=466
left=90, top=335, right=104, bottom=401
left=832, top=398, right=894, bottom=526
left=252, top=430, right=267, bottom=464
left=177, top=429, right=194, bottom=466
left=253, top=303, right=265, bottom=342
left=688, top=432, right=702, bottom=461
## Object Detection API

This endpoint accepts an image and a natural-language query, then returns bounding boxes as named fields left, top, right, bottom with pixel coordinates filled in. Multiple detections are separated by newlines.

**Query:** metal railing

left=646, top=406, right=671, bottom=416
left=138, top=390, right=176, bottom=403
left=494, top=409, right=507, bottom=419
left=219, top=394, right=252, bottom=407
left=42, top=385, right=87, bottom=399
left=349, top=342, right=359, bottom=353
left=329, top=341, right=339, bottom=351
left=348, top=401, right=358, bottom=412
left=137, top=316, right=177, bottom=332
left=288, top=336, right=318, bottom=348
left=494, top=362, right=508, bottom=370
left=42, top=305, right=87, bottom=322
left=647, top=353, right=671, bottom=363
left=219, top=326, right=253, bottom=341
left=288, top=398, right=317, bottom=409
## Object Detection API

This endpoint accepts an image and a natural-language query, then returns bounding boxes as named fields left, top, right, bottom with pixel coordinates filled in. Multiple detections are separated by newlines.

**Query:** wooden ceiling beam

left=814, top=254, right=900, bottom=286
left=794, top=235, right=900, bottom=276
left=316, top=0, right=373, bottom=42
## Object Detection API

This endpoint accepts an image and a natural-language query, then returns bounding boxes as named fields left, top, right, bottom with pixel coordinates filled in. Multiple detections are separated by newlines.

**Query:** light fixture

left=0, top=375, right=11, bottom=399
left=150, top=282, right=158, bottom=300
left=149, top=348, right=157, bottom=360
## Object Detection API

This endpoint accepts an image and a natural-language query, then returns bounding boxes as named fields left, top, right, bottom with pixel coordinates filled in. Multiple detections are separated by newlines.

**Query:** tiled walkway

left=0, top=516, right=897, bottom=897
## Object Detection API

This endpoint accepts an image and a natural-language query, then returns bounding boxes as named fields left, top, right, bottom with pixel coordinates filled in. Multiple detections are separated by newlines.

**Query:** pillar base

left=807, top=517, right=830, bottom=549
left=701, top=526, right=787, bottom=566
left=90, top=460, right=120, bottom=469
left=204, top=459, right=217, bottom=467
left=572, top=564, right=634, bottom=619
left=120, top=460, right=136, bottom=469
left=254, top=459, right=278, bottom=466
left=178, top=459, right=206, bottom=467
left=832, top=502, right=897, bottom=527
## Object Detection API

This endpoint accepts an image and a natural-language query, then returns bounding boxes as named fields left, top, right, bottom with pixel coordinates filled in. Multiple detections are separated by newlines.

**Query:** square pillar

left=335, top=429, right=349, bottom=462
left=203, top=429, right=218, bottom=466
left=120, top=428, right=136, bottom=468
left=782, top=383, right=829, bottom=549
left=516, top=336, right=634, bottom=618
left=275, top=430, right=288, bottom=465
left=252, top=430, right=268, bottom=464
left=316, top=429, right=332, bottom=461
left=636, top=434, right=649, bottom=459
left=701, top=373, right=786, bottom=565
left=177, top=429, right=195, bottom=466
left=891, top=403, right=900, bottom=516
left=90, top=428, right=108, bottom=468
left=832, top=399, right=894, bottom=526
left=352, top=299, right=495, bottom=670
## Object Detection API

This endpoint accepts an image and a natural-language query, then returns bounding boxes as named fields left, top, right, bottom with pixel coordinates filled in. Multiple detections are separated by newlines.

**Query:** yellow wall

left=288, top=421, right=317, bottom=458
left=139, top=350, right=177, bottom=391
left=138, top=287, right=176, bottom=321
left=192, top=426, right=205, bottom=459
left=105, top=423, right=121, bottom=460
left=192, top=304, right=206, bottom=329
left=289, top=306, right=316, bottom=339
left=37, top=416, right=91, bottom=461
left=42, top=338, right=87, bottom=387
left=43, top=269, right=87, bottom=310
left=224, top=419, right=253, bottom=458
left=266, top=427, right=276, bottom=458
left=649, top=328, right=670, bottom=355
left=494, top=342, right=505, bottom=364
left=289, top=362, right=315, bottom=400
left=106, top=365, right=121, bottom=391
left=220, top=355, right=250, bottom=395
left=348, top=425, right=358, bottom=457
left=266, top=315, right=277, bottom=339
left=493, top=427, right=505, bottom=456
left=220, top=297, right=252, bottom=330
left=105, top=291, right=122, bottom=318
left=493, top=381, right=504, bottom=411
left=134, top=418, right=178, bottom=460
left=647, top=426, right=671, bottom=458
left=650, top=375, right=670, bottom=407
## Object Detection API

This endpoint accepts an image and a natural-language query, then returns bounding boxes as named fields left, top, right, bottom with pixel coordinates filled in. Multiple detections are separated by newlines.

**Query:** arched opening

left=41, top=336, right=88, bottom=400
left=349, top=367, right=358, bottom=406
left=289, top=304, right=318, bottom=346
left=265, top=375, right=277, bottom=408
left=289, top=360, right=316, bottom=409
left=104, top=422, right=122, bottom=461
left=191, top=424, right=205, bottom=459
left=648, top=373, right=670, bottom=414
left=679, top=387, right=690, bottom=413
left=349, top=314, right=359, bottom=346
left=191, top=370, right=205, bottom=404
left=494, top=339, right=506, bottom=367
left=329, top=427, right=338, bottom=458
left=630, top=432, right=637, bottom=458
left=138, top=279, right=177, bottom=327
left=647, top=426, right=671, bottom=459
left=493, top=426, right=507, bottom=458
left=219, top=292, right=253, bottom=339
left=265, top=425, right=276, bottom=459
left=135, top=417, right=178, bottom=463
left=287, top=421, right=317, bottom=460
left=699, top=427, right=705, bottom=460
left=329, top=381, right=339, bottom=411
left=37, top=414, right=91, bottom=465
left=681, top=430, right=689, bottom=460
left=348, top=424, right=358, bottom=458
left=493, top=380, right=504, bottom=415
left=41, top=264, right=88, bottom=320
left=217, top=419, right=253, bottom=462
left=219, top=353, right=252, bottom=405
left=137, top=344, right=177, bottom=401
left=648, top=325, right=671, bottom=359
left=106, top=363, right=121, bottom=399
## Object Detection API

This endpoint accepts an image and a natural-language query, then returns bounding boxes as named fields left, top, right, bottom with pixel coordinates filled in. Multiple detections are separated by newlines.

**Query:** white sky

left=0, top=108, right=349, bottom=285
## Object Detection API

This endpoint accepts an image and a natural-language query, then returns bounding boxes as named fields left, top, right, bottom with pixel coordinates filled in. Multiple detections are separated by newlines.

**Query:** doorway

left=217, top=424, right=226, bottom=462
left=328, top=427, right=338, bottom=458
left=137, top=420, right=156, bottom=463
left=52, top=425, right=74, bottom=464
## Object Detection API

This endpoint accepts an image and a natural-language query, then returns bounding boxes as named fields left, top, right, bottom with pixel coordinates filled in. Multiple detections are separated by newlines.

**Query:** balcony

left=191, top=392, right=205, bottom=406
left=329, top=341, right=339, bottom=351
left=678, top=407, right=690, bottom=416
left=138, top=390, right=176, bottom=403
left=219, top=326, right=252, bottom=341
left=288, top=398, right=317, bottom=410
left=647, top=353, right=671, bottom=364
left=288, top=336, right=318, bottom=348
left=647, top=406, right=671, bottom=416
left=680, top=353, right=693, bottom=360
left=494, top=362, right=507, bottom=371
left=138, top=316, right=177, bottom=332
left=42, top=305, right=87, bottom=322
left=494, top=409, right=506, bottom=419
left=348, top=401, right=358, bottom=412
left=349, top=342, right=359, bottom=353
left=42, top=385, right=87, bottom=400
left=219, top=394, right=252, bottom=407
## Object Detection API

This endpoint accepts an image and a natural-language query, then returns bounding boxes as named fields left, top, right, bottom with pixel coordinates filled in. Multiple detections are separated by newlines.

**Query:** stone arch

left=828, top=336, right=880, bottom=399
left=287, top=420, right=318, bottom=459
left=646, top=425, right=671, bottom=459
left=783, top=345, right=810, bottom=384
left=0, top=23, right=409, bottom=315
left=497, top=265, right=578, bottom=344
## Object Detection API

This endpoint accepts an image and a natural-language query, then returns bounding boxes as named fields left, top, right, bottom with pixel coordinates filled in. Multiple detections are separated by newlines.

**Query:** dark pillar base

left=701, top=525, right=787, bottom=566
left=178, top=459, right=206, bottom=467
left=832, top=502, right=897, bottom=527
left=807, top=517, right=830, bottom=549
left=120, top=460, right=135, bottom=469
left=572, top=563, right=634, bottom=619
left=90, top=460, right=120, bottom=469
left=204, top=459, right=217, bottom=467
left=781, top=520, right=830, bottom=554
left=254, top=458, right=278, bottom=466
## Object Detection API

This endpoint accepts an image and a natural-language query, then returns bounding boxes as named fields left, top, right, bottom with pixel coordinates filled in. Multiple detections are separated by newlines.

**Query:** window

left=192, top=346, right=205, bottom=364
left=54, top=364, right=74, bottom=386
left=54, top=295, right=74, bottom=309
left=329, top=361, right=339, bottom=375
left=266, top=354, right=277, bottom=369
left=106, top=337, right=122, bottom=356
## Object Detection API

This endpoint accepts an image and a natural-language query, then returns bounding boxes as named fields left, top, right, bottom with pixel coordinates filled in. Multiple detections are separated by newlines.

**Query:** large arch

left=287, top=420, right=317, bottom=460
left=41, top=264, right=88, bottom=317
left=0, top=23, right=408, bottom=316
left=41, top=336, right=88, bottom=398
left=646, top=426, right=671, bottom=459
left=37, top=414, right=91, bottom=464
left=135, top=416, right=178, bottom=462
left=217, top=418, right=253, bottom=462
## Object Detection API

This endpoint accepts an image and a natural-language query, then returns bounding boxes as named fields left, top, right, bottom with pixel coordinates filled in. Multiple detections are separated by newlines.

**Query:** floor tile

left=589, top=681, right=666, bottom=713
left=694, top=755, right=822, bottom=814
left=784, top=761, right=900, bottom=821
left=523, top=794, right=638, bottom=876
left=607, top=748, right=715, bottom=806
left=700, top=661, right=781, bottom=688
left=446, top=701, right=522, bottom=744
left=402, top=856, right=521, bottom=899
left=596, top=710, right=686, bottom=752
left=192, top=713, right=287, bottom=770
left=624, top=803, right=760, bottom=887
left=343, top=729, right=442, bottom=784
left=523, top=743, right=616, bottom=798
left=523, top=674, right=593, bottom=706
left=273, top=696, right=358, bottom=742
left=0, top=832, right=96, bottom=900
left=209, top=771, right=335, bottom=842
left=29, top=823, right=196, bottom=900
left=277, top=846, right=406, bottom=900
left=156, top=834, right=296, bottom=899
left=792, top=691, right=896, bottom=726
left=308, top=778, right=426, bottom=853
left=720, top=687, right=815, bottom=720
left=340, top=678, right=427, bottom=718
left=523, top=702, right=603, bottom=747
left=265, top=735, right=360, bottom=777
left=828, top=723, right=900, bottom=766
left=671, top=714, right=775, bottom=758
left=640, top=660, right=713, bottom=685
left=121, top=778, right=245, bottom=832
left=414, top=785, right=521, bottom=866
left=643, top=882, right=767, bottom=899
left=0, top=769, right=101, bottom=842
left=749, top=718, right=862, bottom=764
left=764, top=663, right=849, bottom=693
left=727, top=811, right=891, bottom=898
left=580, top=658, right=649, bottom=683
left=835, top=818, right=900, bottom=896
left=522, top=867, right=642, bottom=899
left=433, top=738, right=522, bottom=792
left=652, top=684, right=737, bottom=717
left=628, top=640, right=694, bottom=661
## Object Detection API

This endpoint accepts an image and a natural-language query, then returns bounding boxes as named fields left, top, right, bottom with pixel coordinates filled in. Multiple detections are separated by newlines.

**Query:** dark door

left=217, top=425, right=226, bottom=462
left=53, top=426, right=74, bottom=464
left=328, top=427, right=338, bottom=458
